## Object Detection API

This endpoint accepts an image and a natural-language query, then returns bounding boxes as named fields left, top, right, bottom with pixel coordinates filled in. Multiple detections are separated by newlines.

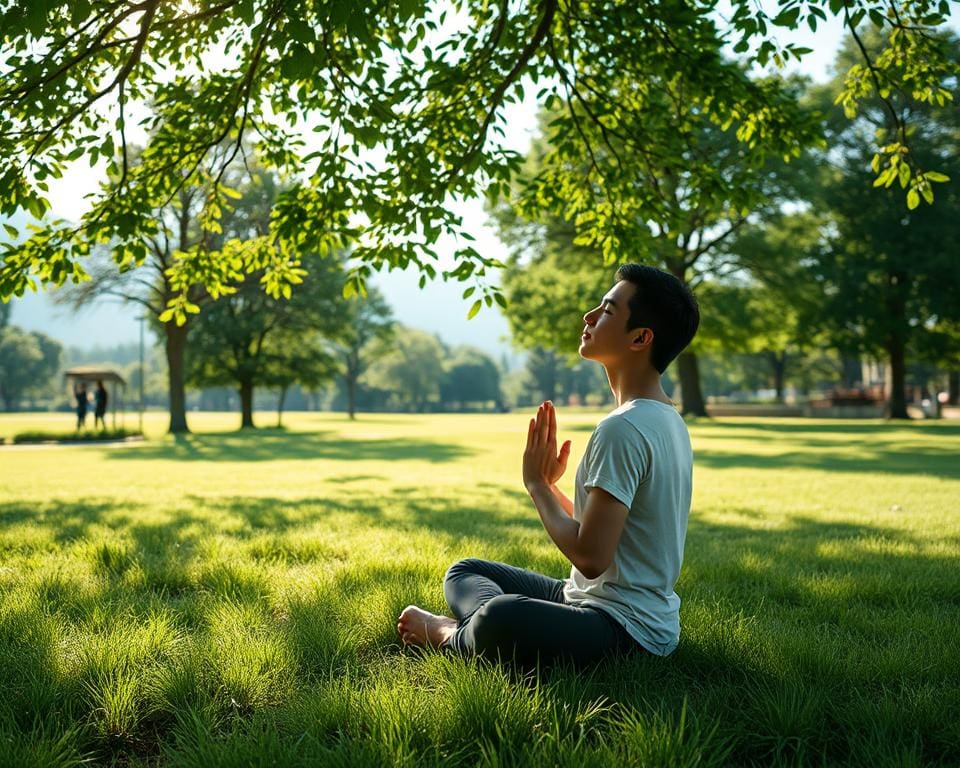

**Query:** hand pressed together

left=522, top=401, right=572, bottom=491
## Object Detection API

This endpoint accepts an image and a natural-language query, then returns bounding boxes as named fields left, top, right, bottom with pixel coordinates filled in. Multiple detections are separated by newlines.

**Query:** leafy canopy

left=1, top=0, right=956, bottom=314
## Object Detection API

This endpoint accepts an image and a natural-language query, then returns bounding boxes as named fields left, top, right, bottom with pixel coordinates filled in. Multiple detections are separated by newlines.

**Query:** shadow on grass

left=684, top=514, right=960, bottom=609
left=566, top=418, right=960, bottom=478
left=567, top=418, right=960, bottom=434
left=701, top=419, right=960, bottom=437
left=3, top=488, right=960, bottom=766
left=103, top=430, right=475, bottom=464
left=695, top=444, right=959, bottom=478
left=191, top=487, right=543, bottom=544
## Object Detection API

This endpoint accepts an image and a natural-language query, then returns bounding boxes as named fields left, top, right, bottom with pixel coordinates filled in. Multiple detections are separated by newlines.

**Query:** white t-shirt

left=562, top=399, right=692, bottom=655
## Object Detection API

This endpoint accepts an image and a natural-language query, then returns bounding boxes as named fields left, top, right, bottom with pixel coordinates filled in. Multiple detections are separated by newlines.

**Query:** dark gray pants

left=442, top=558, right=640, bottom=667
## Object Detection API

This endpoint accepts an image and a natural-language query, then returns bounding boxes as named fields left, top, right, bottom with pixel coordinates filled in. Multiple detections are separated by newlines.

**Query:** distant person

left=94, top=380, right=108, bottom=430
left=74, top=381, right=89, bottom=429
left=397, top=264, right=700, bottom=667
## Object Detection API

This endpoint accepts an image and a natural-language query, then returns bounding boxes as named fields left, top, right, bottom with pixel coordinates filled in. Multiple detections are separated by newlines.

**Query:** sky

left=4, top=9, right=851, bottom=359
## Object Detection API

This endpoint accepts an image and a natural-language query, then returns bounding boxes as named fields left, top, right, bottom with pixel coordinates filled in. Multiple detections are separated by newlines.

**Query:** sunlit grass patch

left=0, top=412, right=958, bottom=765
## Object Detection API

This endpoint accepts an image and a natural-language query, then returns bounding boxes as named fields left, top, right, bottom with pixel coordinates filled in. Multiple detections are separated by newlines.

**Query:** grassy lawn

left=1, top=411, right=958, bottom=767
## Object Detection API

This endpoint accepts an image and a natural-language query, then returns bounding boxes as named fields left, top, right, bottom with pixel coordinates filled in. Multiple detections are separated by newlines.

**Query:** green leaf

left=906, top=188, right=920, bottom=209
left=466, top=299, right=481, bottom=319
left=772, top=8, right=800, bottom=27
left=925, top=172, right=950, bottom=183
left=898, top=163, right=911, bottom=189
left=3, top=224, right=19, bottom=240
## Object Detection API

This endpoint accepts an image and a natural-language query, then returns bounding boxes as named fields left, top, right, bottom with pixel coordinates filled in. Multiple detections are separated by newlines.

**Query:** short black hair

left=614, top=264, right=700, bottom=374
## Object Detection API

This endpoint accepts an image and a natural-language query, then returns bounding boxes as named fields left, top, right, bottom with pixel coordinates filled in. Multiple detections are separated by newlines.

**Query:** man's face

left=579, top=280, right=639, bottom=363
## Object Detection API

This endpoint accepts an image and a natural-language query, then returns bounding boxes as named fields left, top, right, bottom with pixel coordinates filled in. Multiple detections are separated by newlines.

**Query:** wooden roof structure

left=63, top=367, right=126, bottom=385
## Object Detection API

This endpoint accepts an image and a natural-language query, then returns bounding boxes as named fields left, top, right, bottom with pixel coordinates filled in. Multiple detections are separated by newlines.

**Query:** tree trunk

left=676, top=351, right=707, bottom=416
left=239, top=380, right=255, bottom=428
left=886, top=335, right=909, bottom=419
left=949, top=372, right=959, bottom=406
left=770, top=351, right=787, bottom=403
left=164, top=321, right=190, bottom=434
left=276, top=385, right=288, bottom=428
left=885, top=278, right=910, bottom=420
left=347, top=373, right=357, bottom=420
left=666, top=263, right=706, bottom=417
left=841, top=356, right=862, bottom=388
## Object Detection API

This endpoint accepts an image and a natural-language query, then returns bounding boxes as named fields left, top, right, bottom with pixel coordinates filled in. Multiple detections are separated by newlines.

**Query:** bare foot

left=396, top=605, right=457, bottom=649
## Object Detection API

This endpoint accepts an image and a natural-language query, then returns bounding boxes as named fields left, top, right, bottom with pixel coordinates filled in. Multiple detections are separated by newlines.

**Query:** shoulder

left=594, top=410, right=643, bottom=440
left=601, top=400, right=681, bottom=431
left=597, top=402, right=690, bottom=454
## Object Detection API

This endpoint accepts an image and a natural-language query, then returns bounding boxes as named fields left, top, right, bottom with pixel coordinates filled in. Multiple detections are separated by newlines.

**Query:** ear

left=629, top=328, right=653, bottom=350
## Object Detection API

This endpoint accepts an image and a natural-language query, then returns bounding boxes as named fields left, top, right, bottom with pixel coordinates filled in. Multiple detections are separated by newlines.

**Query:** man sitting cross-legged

left=398, top=264, right=700, bottom=667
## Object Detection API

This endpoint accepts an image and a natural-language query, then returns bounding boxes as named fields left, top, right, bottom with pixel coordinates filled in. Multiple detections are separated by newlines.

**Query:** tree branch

left=27, top=0, right=161, bottom=164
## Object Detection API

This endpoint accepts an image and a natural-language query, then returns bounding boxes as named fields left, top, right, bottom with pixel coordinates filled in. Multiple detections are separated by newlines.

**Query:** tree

left=717, top=210, right=831, bottom=402
left=363, top=328, right=446, bottom=412
left=0, top=326, right=62, bottom=411
left=332, top=287, right=394, bottom=420
left=806, top=32, right=960, bottom=418
left=261, top=328, right=339, bottom=427
left=2, top=1, right=956, bottom=314
left=54, top=162, right=313, bottom=433
left=522, top=346, right=565, bottom=404
left=496, top=68, right=814, bottom=416
left=441, top=346, right=502, bottom=410
left=53, top=176, right=217, bottom=433
left=185, top=253, right=345, bottom=428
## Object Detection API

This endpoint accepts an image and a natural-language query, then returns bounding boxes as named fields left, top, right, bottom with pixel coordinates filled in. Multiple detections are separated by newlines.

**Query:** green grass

left=1, top=411, right=958, bottom=767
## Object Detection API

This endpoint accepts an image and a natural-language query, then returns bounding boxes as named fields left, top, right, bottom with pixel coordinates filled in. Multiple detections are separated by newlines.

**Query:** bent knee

left=470, top=595, right=526, bottom=653
left=443, top=558, right=487, bottom=586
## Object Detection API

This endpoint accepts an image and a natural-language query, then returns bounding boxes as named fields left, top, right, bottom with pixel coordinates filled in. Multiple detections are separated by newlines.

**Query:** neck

left=604, top=363, right=670, bottom=407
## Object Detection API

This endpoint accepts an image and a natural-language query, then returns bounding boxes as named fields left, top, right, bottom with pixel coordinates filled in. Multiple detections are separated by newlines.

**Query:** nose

left=583, top=306, right=600, bottom=325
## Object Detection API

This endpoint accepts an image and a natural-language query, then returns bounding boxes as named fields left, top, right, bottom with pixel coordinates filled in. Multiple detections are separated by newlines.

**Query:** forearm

left=550, top=484, right=574, bottom=517
left=527, top=482, right=591, bottom=573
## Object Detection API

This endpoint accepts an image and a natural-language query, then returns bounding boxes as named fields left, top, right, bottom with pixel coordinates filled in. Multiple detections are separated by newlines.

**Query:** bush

left=11, top=430, right=143, bottom=444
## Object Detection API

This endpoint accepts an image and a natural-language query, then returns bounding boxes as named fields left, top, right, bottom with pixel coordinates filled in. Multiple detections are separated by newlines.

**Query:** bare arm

left=523, top=401, right=627, bottom=576
left=549, top=484, right=574, bottom=517
left=528, top=483, right=628, bottom=578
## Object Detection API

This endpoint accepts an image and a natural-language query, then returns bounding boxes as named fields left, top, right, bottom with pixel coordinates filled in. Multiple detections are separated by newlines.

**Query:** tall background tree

left=805, top=32, right=960, bottom=418
left=55, top=162, right=312, bottom=432
left=333, top=287, right=394, bottom=420
left=0, top=325, right=62, bottom=411
left=718, top=210, right=831, bottom=403
left=495, top=70, right=815, bottom=415
left=185, top=253, right=345, bottom=428
left=363, top=328, right=446, bottom=413
left=441, top=346, right=503, bottom=411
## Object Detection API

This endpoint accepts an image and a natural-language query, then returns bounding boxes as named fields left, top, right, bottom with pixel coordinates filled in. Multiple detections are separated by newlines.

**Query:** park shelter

left=64, top=367, right=126, bottom=430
